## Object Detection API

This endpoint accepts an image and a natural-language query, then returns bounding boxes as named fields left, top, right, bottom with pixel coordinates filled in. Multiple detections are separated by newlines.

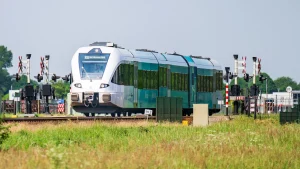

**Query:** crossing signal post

left=35, top=55, right=60, bottom=114
left=223, top=67, right=236, bottom=116
left=13, top=54, right=36, bottom=114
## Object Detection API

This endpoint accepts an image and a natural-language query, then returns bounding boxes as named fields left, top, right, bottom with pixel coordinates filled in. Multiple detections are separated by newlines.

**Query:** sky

left=0, top=0, right=300, bottom=82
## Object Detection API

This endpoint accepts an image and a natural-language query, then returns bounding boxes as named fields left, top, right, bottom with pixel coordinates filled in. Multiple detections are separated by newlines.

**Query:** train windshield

left=78, top=53, right=110, bottom=79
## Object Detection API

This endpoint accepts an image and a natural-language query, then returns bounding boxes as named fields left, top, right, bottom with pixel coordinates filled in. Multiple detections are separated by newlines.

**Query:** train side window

left=196, top=75, right=199, bottom=92
left=138, top=70, right=143, bottom=89
left=164, top=68, right=167, bottom=87
left=216, top=73, right=218, bottom=90
left=179, top=74, right=182, bottom=91
left=199, top=76, right=202, bottom=92
left=118, top=64, right=122, bottom=85
left=175, top=73, right=178, bottom=91
left=171, top=72, right=173, bottom=90
left=211, top=76, right=213, bottom=92
left=151, top=71, right=154, bottom=89
left=130, top=64, right=134, bottom=86
left=203, top=76, right=206, bottom=92
left=159, top=67, right=162, bottom=87
left=197, top=75, right=199, bottom=92
left=143, top=71, right=147, bottom=89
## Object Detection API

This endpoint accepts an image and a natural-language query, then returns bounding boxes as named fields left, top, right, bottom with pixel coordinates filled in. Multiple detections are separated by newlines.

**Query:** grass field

left=0, top=115, right=300, bottom=169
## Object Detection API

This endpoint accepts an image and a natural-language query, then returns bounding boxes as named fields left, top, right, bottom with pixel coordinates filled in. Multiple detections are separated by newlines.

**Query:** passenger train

left=69, top=42, right=223, bottom=117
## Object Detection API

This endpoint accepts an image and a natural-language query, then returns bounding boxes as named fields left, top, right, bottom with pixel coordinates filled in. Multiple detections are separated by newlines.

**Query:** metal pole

left=276, top=95, right=278, bottom=113
left=266, top=79, right=268, bottom=99
left=45, top=55, right=50, bottom=83
left=26, top=54, right=31, bottom=84
left=226, top=82, right=229, bottom=116
left=254, top=96, right=257, bottom=120
left=45, top=96, right=49, bottom=113
left=234, top=55, right=238, bottom=85
left=253, top=57, right=257, bottom=84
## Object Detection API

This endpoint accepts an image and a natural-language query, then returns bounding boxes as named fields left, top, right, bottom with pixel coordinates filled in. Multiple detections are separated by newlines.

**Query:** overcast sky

left=1, top=0, right=299, bottom=82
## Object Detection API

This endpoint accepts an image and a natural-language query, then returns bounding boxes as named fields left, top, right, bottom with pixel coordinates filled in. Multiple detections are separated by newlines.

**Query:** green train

left=69, top=42, right=223, bottom=116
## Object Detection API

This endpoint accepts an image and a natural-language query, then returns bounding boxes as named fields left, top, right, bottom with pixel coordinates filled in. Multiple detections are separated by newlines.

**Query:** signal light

left=51, top=74, right=60, bottom=82
left=62, top=75, right=70, bottom=82
left=259, top=74, right=267, bottom=82
left=34, top=74, right=43, bottom=82
left=244, top=73, right=249, bottom=82
left=14, top=73, right=21, bottom=82
left=229, top=72, right=234, bottom=79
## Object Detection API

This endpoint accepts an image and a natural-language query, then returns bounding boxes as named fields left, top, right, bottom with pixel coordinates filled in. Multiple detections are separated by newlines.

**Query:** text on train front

left=78, top=52, right=110, bottom=80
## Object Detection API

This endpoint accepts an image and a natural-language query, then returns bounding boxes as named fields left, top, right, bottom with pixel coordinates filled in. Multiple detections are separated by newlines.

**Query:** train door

left=190, top=67, right=197, bottom=108
left=133, top=61, right=138, bottom=108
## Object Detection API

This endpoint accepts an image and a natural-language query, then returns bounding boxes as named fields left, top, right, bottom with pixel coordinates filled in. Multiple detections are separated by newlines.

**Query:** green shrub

left=0, top=118, right=10, bottom=146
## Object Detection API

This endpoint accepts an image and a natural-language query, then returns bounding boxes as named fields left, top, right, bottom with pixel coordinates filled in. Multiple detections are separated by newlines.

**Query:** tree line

left=229, top=72, right=300, bottom=94
left=0, top=45, right=299, bottom=100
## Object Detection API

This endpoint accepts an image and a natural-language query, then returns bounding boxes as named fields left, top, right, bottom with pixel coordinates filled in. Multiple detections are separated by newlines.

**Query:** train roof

left=76, top=44, right=221, bottom=70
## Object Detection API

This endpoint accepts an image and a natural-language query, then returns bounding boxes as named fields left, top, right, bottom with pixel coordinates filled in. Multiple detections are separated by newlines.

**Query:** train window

left=186, top=74, right=188, bottom=91
left=153, top=71, right=157, bottom=89
left=211, top=76, right=213, bottom=92
left=164, top=68, right=167, bottom=87
left=144, top=71, right=147, bottom=89
left=181, top=74, right=184, bottom=91
left=209, top=76, right=211, bottom=92
left=150, top=71, right=153, bottom=89
left=215, top=73, right=218, bottom=91
left=117, top=64, right=122, bottom=85
left=130, top=64, right=134, bottom=86
left=176, top=73, right=179, bottom=90
left=172, top=73, right=175, bottom=90
left=197, top=75, right=200, bottom=92
left=138, top=70, right=143, bottom=89
left=203, top=76, right=207, bottom=92
left=199, top=76, right=202, bottom=92
left=159, top=67, right=162, bottom=87
left=177, top=73, right=180, bottom=91
left=151, top=71, right=154, bottom=89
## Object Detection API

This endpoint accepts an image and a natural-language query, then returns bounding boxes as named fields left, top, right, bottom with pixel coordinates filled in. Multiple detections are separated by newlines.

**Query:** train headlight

left=100, top=83, right=109, bottom=88
left=74, top=83, right=82, bottom=88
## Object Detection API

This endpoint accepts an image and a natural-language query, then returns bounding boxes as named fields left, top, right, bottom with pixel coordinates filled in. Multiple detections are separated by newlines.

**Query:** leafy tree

left=51, top=80, right=70, bottom=99
left=0, top=46, right=13, bottom=97
left=274, top=76, right=300, bottom=92
left=256, top=73, right=277, bottom=93
left=1, top=94, right=9, bottom=100
left=229, top=72, right=277, bottom=94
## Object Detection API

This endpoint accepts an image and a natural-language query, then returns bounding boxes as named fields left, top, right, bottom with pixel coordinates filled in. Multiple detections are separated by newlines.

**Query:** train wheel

left=122, top=112, right=127, bottom=117
left=117, top=112, right=121, bottom=117
left=84, top=113, right=89, bottom=117
left=111, top=113, right=116, bottom=117
left=91, top=113, right=95, bottom=117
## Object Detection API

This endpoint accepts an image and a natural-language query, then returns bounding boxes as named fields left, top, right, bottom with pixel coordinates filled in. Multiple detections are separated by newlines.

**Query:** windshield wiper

left=81, top=66, right=92, bottom=82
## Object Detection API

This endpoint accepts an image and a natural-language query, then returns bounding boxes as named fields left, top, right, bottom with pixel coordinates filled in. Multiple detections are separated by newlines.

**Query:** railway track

left=2, top=116, right=156, bottom=123
left=1, top=115, right=231, bottom=124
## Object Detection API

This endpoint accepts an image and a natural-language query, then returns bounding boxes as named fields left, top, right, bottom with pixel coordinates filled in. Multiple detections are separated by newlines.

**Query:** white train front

left=69, top=42, right=223, bottom=117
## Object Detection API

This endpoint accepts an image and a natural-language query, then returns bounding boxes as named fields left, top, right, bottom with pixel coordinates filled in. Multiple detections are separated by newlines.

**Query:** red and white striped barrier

left=57, top=104, right=65, bottom=113
left=226, top=83, right=229, bottom=108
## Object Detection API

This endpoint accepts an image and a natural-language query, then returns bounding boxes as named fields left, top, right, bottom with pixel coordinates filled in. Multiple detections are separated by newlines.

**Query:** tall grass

left=0, top=115, right=300, bottom=169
